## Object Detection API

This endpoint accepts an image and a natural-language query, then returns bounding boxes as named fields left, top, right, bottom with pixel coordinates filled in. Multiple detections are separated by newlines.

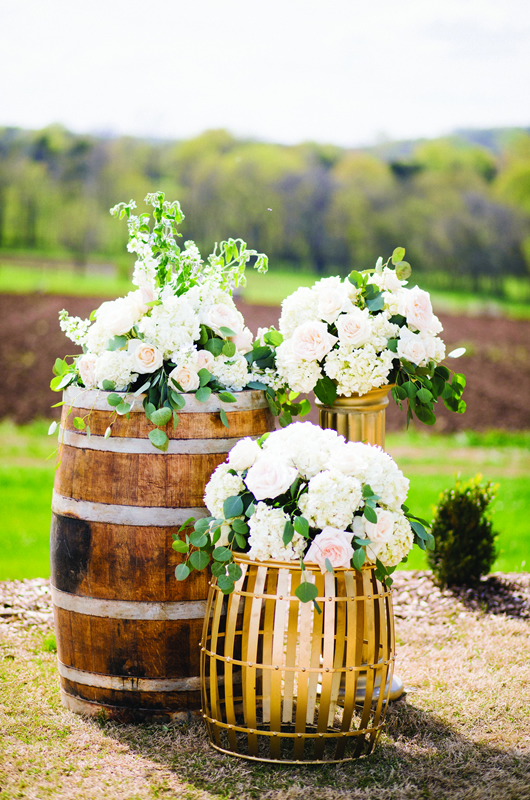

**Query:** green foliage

left=427, top=475, right=498, bottom=587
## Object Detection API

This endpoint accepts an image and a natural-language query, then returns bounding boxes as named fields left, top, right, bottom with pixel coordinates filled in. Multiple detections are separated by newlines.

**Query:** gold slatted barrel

left=51, top=387, right=274, bottom=722
left=201, top=556, right=395, bottom=763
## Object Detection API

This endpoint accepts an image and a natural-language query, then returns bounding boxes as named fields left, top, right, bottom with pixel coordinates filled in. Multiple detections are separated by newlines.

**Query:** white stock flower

left=204, top=462, right=245, bottom=518
left=245, top=456, right=298, bottom=500
left=228, top=438, right=262, bottom=471
left=247, top=503, right=306, bottom=562
left=291, top=320, right=338, bottom=361
left=299, top=469, right=362, bottom=529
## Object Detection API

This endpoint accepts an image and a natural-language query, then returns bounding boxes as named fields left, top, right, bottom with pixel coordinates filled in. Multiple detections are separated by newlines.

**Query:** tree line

left=1, top=124, right=529, bottom=294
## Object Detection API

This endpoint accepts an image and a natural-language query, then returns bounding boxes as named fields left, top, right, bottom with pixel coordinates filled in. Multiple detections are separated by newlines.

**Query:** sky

left=1, top=0, right=529, bottom=147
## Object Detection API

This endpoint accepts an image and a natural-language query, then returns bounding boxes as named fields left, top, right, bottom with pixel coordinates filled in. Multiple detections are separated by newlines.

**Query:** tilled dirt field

left=1, top=293, right=529, bottom=431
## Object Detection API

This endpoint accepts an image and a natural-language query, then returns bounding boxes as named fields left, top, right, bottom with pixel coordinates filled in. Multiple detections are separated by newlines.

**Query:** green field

left=0, top=420, right=528, bottom=580
left=2, top=259, right=530, bottom=318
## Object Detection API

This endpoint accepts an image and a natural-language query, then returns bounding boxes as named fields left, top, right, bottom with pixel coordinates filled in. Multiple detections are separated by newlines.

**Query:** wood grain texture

left=62, top=405, right=274, bottom=440
left=52, top=397, right=274, bottom=719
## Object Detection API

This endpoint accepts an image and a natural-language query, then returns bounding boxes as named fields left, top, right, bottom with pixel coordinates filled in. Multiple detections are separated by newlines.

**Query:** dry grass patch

left=1, top=581, right=529, bottom=800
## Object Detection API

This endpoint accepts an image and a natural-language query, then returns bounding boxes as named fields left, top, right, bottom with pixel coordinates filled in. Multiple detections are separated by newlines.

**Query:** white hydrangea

left=354, top=512, right=413, bottom=567
left=371, top=313, right=400, bottom=352
left=210, top=354, right=250, bottom=392
left=247, top=503, right=306, bottom=562
left=86, top=321, right=112, bottom=355
left=298, top=469, right=362, bottom=530
left=324, top=345, right=394, bottom=396
left=279, top=286, right=319, bottom=337
left=275, top=340, right=322, bottom=394
left=333, top=441, right=408, bottom=512
left=94, top=351, right=138, bottom=391
left=263, top=422, right=341, bottom=479
left=138, top=296, right=200, bottom=358
left=204, top=463, right=245, bottom=519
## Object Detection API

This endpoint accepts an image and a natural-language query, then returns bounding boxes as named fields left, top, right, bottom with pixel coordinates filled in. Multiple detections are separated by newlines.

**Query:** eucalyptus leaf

left=175, top=563, right=190, bottom=581
left=195, top=386, right=212, bottom=403
left=148, top=428, right=169, bottom=451
left=364, top=505, right=378, bottom=523
left=219, top=408, right=229, bottom=428
left=224, top=495, right=244, bottom=518
left=190, top=550, right=210, bottom=570
left=352, top=548, right=366, bottom=571
left=172, top=540, right=189, bottom=553
left=150, top=407, right=172, bottom=426
left=295, top=581, right=318, bottom=604
left=212, top=546, right=232, bottom=562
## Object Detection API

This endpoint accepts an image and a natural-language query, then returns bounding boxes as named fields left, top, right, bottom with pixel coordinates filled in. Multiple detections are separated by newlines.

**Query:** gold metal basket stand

left=200, top=555, right=395, bottom=764
left=317, top=385, right=393, bottom=451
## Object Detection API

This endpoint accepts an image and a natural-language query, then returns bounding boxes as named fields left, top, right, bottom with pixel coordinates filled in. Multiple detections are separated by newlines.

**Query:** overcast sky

left=1, top=0, right=529, bottom=147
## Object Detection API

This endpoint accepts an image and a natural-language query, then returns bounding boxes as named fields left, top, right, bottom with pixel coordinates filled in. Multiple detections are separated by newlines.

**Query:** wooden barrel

left=51, top=386, right=274, bottom=722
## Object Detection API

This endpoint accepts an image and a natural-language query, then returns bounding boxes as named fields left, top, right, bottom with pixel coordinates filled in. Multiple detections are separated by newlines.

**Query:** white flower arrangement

left=252, top=249, right=467, bottom=428
left=173, top=421, right=433, bottom=602
left=50, top=192, right=307, bottom=449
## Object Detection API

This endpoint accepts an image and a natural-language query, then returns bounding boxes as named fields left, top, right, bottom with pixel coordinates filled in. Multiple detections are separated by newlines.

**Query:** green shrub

left=427, top=474, right=498, bottom=587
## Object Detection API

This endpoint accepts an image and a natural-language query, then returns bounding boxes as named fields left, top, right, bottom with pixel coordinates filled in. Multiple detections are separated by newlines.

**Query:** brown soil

left=1, top=293, right=529, bottom=431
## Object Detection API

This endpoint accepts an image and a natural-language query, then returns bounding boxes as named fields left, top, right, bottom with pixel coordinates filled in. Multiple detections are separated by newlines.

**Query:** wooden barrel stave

left=52, top=388, right=274, bottom=721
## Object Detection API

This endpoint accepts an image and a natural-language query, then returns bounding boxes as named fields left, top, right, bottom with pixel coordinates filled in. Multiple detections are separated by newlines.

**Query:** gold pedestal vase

left=200, top=555, right=395, bottom=764
left=318, top=384, right=404, bottom=702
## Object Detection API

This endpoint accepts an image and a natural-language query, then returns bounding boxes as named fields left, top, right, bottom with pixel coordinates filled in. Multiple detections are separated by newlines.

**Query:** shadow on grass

left=91, top=698, right=530, bottom=800
left=448, top=574, right=530, bottom=620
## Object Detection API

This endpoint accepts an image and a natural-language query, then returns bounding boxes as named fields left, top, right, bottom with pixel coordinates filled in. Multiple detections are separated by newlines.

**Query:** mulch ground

left=1, top=293, right=529, bottom=432
left=2, top=571, right=529, bottom=635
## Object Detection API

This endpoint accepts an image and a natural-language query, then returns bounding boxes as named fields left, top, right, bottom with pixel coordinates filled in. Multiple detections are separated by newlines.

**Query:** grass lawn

left=0, top=420, right=528, bottom=581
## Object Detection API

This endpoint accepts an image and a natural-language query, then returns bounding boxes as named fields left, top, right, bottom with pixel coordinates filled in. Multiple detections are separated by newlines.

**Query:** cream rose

left=364, top=508, right=395, bottom=544
left=228, top=437, right=262, bottom=471
left=197, top=350, right=215, bottom=371
left=96, top=297, right=139, bottom=337
left=397, top=328, right=428, bottom=366
left=206, top=303, right=243, bottom=336
left=127, top=340, right=164, bottom=374
left=291, top=321, right=338, bottom=361
left=169, top=363, right=200, bottom=392
left=304, top=527, right=354, bottom=573
left=317, top=288, right=350, bottom=324
left=128, top=285, right=156, bottom=316
left=245, top=457, right=298, bottom=501
left=336, top=308, right=372, bottom=347
left=406, top=286, right=434, bottom=332
left=231, top=326, right=253, bottom=354
left=78, top=353, right=97, bottom=389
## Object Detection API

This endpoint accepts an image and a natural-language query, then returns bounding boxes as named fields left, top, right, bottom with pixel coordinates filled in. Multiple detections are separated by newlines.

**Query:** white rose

left=228, top=438, right=262, bottom=471
left=397, top=328, right=428, bottom=366
left=317, top=288, right=351, bottom=324
left=365, top=508, right=395, bottom=544
left=291, top=321, right=338, bottom=361
left=382, top=268, right=404, bottom=293
left=304, top=527, right=354, bottom=573
left=127, top=285, right=156, bottom=317
left=78, top=353, right=97, bottom=389
left=231, top=326, right=254, bottom=354
left=245, top=457, right=298, bottom=501
left=197, top=350, right=215, bottom=371
left=206, top=303, right=243, bottom=336
left=96, top=298, right=138, bottom=337
left=127, top=340, right=164, bottom=374
left=169, top=363, right=200, bottom=392
left=336, top=308, right=372, bottom=347
left=256, top=327, right=269, bottom=347
left=406, top=286, right=434, bottom=332
left=420, top=331, right=445, bottom=362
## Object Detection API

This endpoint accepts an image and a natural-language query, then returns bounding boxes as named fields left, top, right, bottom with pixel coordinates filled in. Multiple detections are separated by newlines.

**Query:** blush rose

left=245, top=457, right=298, bottom=500
left=304, top=527, right=354, bottom=573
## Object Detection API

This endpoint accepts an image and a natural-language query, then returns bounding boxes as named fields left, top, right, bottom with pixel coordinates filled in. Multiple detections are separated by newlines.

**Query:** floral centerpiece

left=173, top=421, right=432, bottom=602
left=50, top=192, right=307, bottom=449
left=250, top=249, right=466, bottom=427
